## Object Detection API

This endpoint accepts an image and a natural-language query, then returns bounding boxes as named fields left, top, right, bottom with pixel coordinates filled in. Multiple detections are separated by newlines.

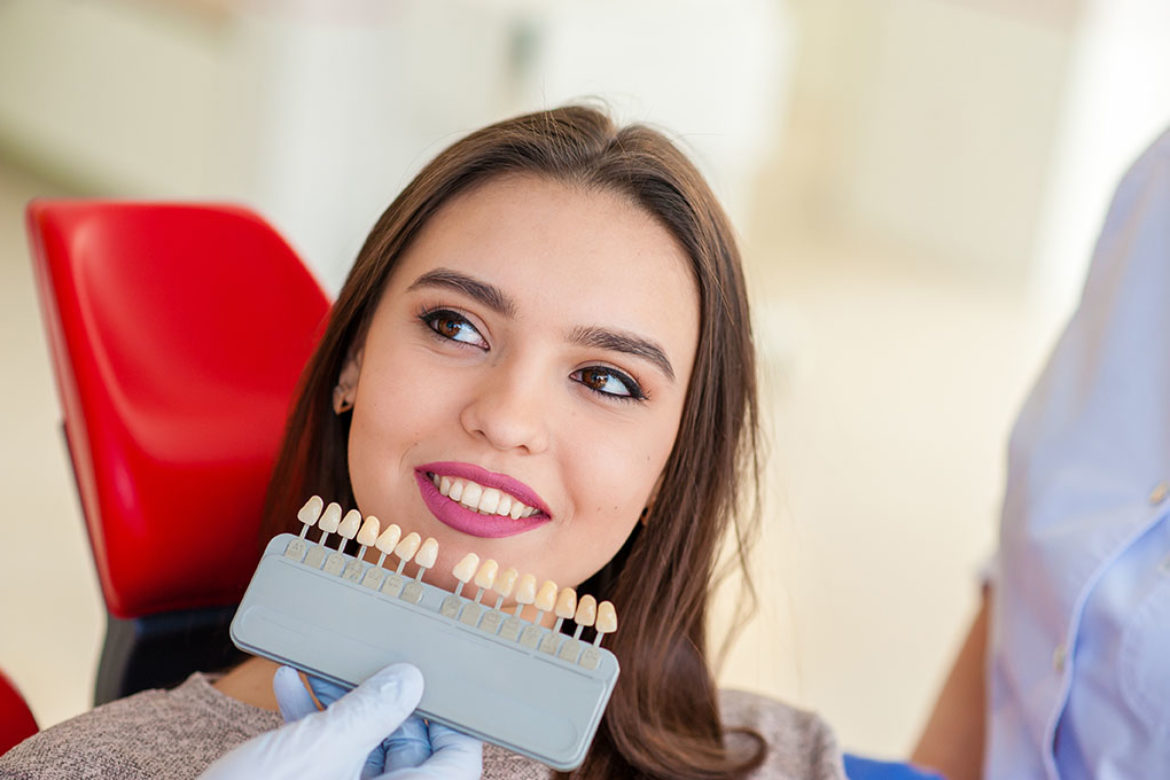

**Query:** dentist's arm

left=911, top=591, right=989, bottom=780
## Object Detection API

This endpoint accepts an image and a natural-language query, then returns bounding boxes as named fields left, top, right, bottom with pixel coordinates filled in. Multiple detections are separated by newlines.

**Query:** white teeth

left=460, top=482, right=483, bottom=509
left=478, top=488, right=501, bottom=514
left=429, top=474, right=540, bottom=519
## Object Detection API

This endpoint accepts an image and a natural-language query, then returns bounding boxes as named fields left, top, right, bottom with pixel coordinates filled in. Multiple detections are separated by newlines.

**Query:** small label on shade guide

left=459, top=603, right=482, bottom=627
left=361, top=568, right=386, bottom=590
left=478, top=611, right=503, bottom=635
left=557, top=639, right=582, bottom=663
left=400, top=582, right=423, bottom=604
left=519, top=625, right=542, bottom=649
left=499, top=617, right=522, bottom=641
left=323, top=553, right=346, bottom=577
left=304, top=546, right=327, bottom=569
left=284, top=538, right=307, bottom=561
left=579, top=648, right=600, bottom=670
left=342, top=561, right=364, bottom=582
left=538, top=633, right=559, bottom=655
left=440, top=596, right=462, bottom=619
left=381, top=573, right=405, bottom=598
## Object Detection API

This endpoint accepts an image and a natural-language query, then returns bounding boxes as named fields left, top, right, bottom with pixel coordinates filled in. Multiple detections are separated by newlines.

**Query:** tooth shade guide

left=473, top=559, right=498, bottom=604
left=239, top=527, right=622, bottom=770
left=592, top=600, right=617, bottom=647
left=356, top=515, right=381, bottom=551
left=296, top=495, right=324, bottom=537
left=393, top=532, right=421, bottom=574
left=413, top=537, right=439, bottom=582
left=553, top=587, right=577, bottom=634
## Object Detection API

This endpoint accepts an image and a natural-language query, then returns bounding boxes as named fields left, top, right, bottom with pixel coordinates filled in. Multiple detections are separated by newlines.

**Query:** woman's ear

left=331, top=349, right=363, bottom=415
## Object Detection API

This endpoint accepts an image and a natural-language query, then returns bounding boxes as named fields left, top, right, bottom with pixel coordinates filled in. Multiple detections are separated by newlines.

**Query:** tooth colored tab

left=338, top=509, right=362, bottom=539
left=374, top=524, right=402, bottom=555
left=535, top=580, right=558, bottom=612
left=453, top=553, right=480, bottom=583
left=317, top=502, right=342, bottom=533
left=555, top=587, right=577, bottom=619
left=356, top=516, right=380, bottom=547
left=574, top=595, right=597, bottom=626
left=297, top=496, right=324, bottom=525
left=515, top=574, right=537, bottom=604
left=474, top=559, right=499, bottom=589
left=495, top=567, right=519, bottom=598
left=394, top=532, right=421, bottom=561
left=596, top=601, right=617, bottom=634
left=415, top=537, right=439, bottom=568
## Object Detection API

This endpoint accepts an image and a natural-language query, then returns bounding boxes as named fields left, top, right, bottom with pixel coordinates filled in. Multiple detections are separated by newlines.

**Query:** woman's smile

left=414, top=461, right=551, bottom=539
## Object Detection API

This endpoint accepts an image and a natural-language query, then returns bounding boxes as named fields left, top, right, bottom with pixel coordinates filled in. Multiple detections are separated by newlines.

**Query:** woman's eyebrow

left=568, top=325, right=675, bottom=382
left=407, top=268, right=517, bottom=317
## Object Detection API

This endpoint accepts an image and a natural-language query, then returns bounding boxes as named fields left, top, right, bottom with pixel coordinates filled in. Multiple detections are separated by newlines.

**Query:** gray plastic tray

left=230, top=533, right=619, bottom=771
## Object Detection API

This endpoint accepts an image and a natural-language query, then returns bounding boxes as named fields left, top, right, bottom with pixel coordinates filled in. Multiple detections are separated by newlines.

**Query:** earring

left=639, top=506, right=650, bottom=526
left=332, top=383, right=354, bottom=414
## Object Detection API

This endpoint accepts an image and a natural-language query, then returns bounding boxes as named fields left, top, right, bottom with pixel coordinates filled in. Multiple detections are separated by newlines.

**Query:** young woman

left=2, top=106, right=845, bottom=779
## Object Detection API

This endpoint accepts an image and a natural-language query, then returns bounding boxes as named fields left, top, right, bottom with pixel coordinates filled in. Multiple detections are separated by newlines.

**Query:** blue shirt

left=987, top=128, right=1170, bottom=778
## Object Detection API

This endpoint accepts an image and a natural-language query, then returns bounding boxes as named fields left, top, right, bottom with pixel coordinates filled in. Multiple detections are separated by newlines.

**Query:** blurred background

left=3, top=0, right=1170, bottom=761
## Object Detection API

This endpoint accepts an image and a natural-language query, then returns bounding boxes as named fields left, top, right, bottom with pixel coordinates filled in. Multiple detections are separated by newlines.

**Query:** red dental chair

left=0, top=669, right=38, bottom=755
left=26, top=201, right=331, bottom=704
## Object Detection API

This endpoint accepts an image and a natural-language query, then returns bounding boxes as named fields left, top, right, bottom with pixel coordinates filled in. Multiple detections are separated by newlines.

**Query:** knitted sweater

left=0, top=674, right=845, bottom=779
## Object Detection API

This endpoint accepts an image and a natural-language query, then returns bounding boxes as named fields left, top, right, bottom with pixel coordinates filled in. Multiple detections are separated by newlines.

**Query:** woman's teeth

left=431, top=473, right=540, bottom=519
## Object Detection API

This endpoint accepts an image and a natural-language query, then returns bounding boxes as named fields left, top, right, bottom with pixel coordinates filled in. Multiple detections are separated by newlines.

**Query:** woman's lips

left=414, top=462, right=551, bottom=539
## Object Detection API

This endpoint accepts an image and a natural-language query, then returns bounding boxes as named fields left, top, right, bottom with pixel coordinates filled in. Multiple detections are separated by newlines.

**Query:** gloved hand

left=199, top=663, right=483, bottom=780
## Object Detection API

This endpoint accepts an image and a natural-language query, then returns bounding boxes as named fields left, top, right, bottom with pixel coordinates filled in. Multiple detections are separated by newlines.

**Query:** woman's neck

left=212, top=656, right=282, bottom=712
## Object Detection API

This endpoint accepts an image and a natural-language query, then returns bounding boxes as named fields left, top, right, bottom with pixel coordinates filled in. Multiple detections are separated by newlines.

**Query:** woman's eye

left=420, top=309, right=487, bottom=348
left=573, top=366, right=645, bottom=401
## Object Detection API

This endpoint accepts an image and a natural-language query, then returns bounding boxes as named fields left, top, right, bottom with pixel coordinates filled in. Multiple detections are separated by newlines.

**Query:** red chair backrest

left=0, top=669, right=37, bottom=755
left=27, top=202, right=331, bottom=619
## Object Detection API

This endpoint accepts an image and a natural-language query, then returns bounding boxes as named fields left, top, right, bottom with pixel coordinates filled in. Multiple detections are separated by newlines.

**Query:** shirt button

left=1149, top=482, right=1169, bottom=504
left=1052, top=644, right=1067, bottom=673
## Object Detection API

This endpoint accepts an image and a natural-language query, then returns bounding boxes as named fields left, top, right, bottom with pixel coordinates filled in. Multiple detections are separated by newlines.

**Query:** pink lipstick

left=415, top=462, right=551, bottom=539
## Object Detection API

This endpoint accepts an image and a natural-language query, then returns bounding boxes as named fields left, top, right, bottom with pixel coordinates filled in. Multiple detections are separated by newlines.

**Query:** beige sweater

left=0, top=674, right=845, bottom=779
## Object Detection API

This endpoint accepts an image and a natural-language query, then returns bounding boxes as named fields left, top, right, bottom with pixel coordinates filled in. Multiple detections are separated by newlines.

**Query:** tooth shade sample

left=394, top=532, right=421, bottom=561
left=374, top=524, right=402, bottom=555
left=495, top=567, right=519, bottom=598
left=596, top=601, right=617, bottom=634
left=297, top=495, right=324, bottom=525
left=575, top=595, right=597, bottom=626
left=338, top=509, right=362, bottom=539
left=535, top=580, right=558, bottom=612
left=317, top=502, right=343, bottom=533
left=415, top=537, right=439, bottom=568
left=356, top=516, right=381, bottom=547
left=515, top=574, right=537, bottom=605
left=453, top=552, right=480, bottom=582
left=474, top=559, right=499, bottom=589
left=555, top=588, right=578, bottom=619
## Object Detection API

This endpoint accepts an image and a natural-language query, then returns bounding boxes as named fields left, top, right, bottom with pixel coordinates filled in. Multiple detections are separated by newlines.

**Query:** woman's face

left=343, top=175, right=699, bottom=598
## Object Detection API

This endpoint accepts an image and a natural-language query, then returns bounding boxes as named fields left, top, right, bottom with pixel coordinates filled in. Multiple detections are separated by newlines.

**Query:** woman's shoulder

left=719, top=688, right=847, bottom=780
left=0, top=673, right=282, bottom=779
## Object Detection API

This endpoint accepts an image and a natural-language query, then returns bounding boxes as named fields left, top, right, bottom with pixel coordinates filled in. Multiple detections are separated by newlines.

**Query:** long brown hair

left=261, top=105, right=765, bottom=778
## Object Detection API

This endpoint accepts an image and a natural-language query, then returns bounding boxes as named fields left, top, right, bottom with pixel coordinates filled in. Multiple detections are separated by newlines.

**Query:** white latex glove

left=199, top=663, right=482, bottom=780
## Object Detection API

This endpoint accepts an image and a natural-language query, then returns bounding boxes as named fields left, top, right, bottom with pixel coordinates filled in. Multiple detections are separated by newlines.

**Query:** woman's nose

left=459, top=363, right=551, bottom=454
